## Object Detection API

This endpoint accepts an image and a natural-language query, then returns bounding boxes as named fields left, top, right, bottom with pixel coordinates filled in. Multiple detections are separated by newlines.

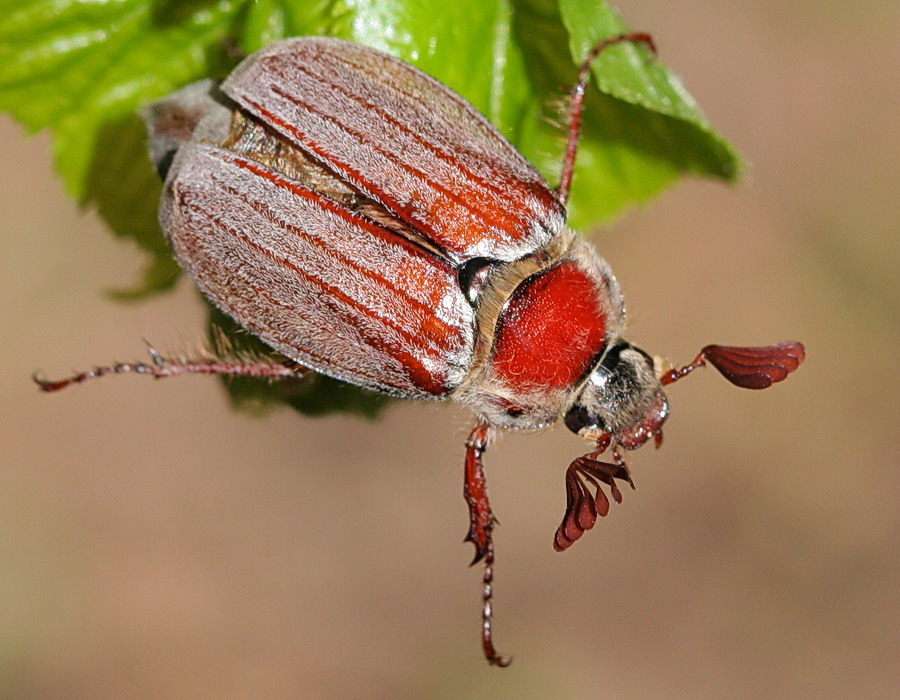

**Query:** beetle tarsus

left=480, top=536, right=511, bottom=667
left=145, top=340, right=165, bottom=367
left=33, top=345, right=308, bottom=392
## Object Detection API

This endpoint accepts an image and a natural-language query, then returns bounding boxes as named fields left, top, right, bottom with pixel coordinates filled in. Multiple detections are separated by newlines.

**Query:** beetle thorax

left=454, top=231, right=626, bottom=431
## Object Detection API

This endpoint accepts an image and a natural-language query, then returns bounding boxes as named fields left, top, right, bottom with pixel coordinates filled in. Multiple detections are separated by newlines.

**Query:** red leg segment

left=556, top=32, right=656, bottom=204
left=33, top=342, right=307, bottom=392
left=463, top=421, right=510, bottom=667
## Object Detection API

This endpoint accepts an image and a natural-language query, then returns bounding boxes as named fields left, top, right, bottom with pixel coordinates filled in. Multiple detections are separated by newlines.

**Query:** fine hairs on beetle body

left=36, top=34, right=805, bottom=665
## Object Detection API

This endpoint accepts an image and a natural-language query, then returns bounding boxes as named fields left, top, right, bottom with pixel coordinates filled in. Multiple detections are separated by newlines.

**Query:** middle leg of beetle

left=555, top=32, right=656, bottom=204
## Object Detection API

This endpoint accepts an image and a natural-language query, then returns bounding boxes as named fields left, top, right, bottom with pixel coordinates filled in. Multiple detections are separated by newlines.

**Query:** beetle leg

left=553, top=442, right=635, bottom=552
left=556, top=32, right=656, bottom=204
left=463, top=421, right=496, bottom=564
left=33, top=341, right=306, bottom=392
left=463, top=421, right=510, bottom=667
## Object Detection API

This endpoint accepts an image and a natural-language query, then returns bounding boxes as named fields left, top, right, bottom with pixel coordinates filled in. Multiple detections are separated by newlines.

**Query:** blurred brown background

left=2, top=1, right=897, bottom=698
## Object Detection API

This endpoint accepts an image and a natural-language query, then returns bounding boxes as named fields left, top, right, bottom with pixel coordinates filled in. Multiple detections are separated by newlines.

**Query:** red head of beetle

left=35, top=34, right=805, bottom=666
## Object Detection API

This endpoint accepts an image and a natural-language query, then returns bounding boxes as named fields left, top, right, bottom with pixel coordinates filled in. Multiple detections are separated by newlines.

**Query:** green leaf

left=75, top=114, right=182, bottom=298
left=510, top=0, right=742, bottom=228
left=558, top=0, right=741, bottom=226
left=0, top=0, right=246, bottom=295
left=0, top=0, right=742, bottom=418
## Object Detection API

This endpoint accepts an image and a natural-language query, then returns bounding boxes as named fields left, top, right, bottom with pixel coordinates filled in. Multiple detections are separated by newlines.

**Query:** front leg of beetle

left=463, top=421, right=496, bottom=564
left=463, top=421, right=510, bottom=667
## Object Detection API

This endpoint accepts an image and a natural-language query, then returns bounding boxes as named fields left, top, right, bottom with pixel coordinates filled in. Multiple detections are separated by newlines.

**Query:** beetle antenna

left=33, top=341, right=307, bottom=392
left=660, top=342, right=805, bottom=390
left=556, top=32, right=656, bottom=204
left=553, top=436, right=635, bottom=552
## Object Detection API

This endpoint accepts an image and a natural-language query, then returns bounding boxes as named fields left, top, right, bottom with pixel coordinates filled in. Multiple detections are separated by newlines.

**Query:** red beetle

left=37, top=35, right=805, bottom=665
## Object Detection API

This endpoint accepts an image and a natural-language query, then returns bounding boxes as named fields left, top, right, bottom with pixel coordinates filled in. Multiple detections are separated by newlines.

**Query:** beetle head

left=564, top=340, right=668, bottom=449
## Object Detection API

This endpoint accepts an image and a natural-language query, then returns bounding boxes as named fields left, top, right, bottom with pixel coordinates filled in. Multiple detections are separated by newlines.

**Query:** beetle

left=36, top=34, right=805, bottom=665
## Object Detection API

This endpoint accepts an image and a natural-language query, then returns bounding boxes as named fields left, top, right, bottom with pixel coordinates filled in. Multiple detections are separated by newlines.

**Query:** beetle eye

left=632, top=346, right=655, bottom=370
left=599, top=341, right=628, bottom=372
left=564, top=404, right=605, bottom=435
left=600, top=340, right=654, bottom=374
